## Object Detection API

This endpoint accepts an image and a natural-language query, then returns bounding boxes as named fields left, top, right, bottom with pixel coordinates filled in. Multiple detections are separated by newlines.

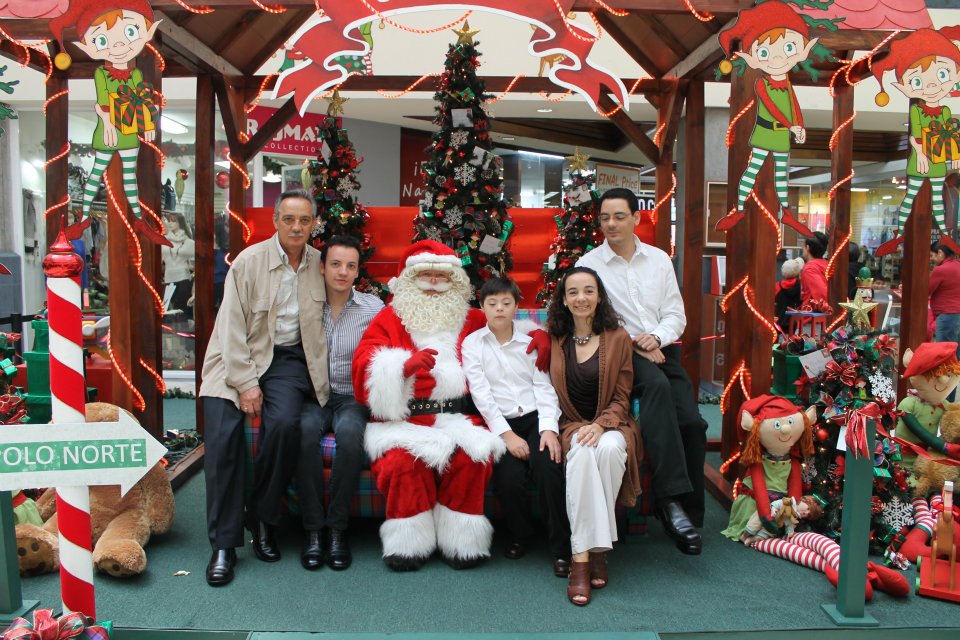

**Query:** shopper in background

left=800, top=231, right=829, bottom=305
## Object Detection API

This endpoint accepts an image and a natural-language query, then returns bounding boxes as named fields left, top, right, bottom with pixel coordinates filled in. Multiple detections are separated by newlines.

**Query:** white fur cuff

left=434, top=504, right=493, bottom=561
left=380, top=510, right=437, bottom=559
left=434, top=414, right=506, bottom=463
left=364, top=422, right=457, bottom=471
left=365, top=347, right=415, bottom=422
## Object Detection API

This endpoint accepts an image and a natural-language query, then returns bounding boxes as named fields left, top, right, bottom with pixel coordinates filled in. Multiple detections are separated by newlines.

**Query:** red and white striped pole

left=42, top=225, right=95, bottom=619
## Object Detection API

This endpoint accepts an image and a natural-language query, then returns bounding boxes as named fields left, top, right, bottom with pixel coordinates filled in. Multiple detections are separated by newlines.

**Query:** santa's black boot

left=383, top=554, right=426, bottom=572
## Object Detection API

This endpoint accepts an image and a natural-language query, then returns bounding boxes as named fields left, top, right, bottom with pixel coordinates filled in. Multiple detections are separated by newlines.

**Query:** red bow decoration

left=842, top=402, right=883, bottom=459
left=1, top=610, right=89, bottom=640
left=824, top=360, right=858, bottom=387
left=932, top=502, right=960, bottom=519
left=873, top=334, right=897, bottom=359
left=114, top=83, right=158, bottom=133
left=788, top=299, right=833, bottom=314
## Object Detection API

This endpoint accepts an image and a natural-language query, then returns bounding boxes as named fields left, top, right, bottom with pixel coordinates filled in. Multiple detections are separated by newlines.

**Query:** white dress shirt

left=461, top=323, right=561, bottom=437
left=577, top=235, right=686, bottom=347
left=273, top=234, right=306, bottom=346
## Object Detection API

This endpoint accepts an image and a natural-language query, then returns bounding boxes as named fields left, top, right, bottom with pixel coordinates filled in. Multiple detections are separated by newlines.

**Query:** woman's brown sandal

left=567, top=560, right=591, bottom=606
left=589, top=552, right=608, bottom=589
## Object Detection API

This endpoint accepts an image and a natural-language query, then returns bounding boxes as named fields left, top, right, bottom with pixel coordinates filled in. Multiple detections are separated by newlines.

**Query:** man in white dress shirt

left=577, top=187, right=707, bottom=556
left=462, top=277, right=571, bottom=577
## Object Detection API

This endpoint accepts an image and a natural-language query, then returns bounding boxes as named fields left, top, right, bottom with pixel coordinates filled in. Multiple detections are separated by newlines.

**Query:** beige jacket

left=199, top=235, right=329, bottom=407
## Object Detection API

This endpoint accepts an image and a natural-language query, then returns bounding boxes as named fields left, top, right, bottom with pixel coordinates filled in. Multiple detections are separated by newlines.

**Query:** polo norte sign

left=0, top=411, right=166, bottom=495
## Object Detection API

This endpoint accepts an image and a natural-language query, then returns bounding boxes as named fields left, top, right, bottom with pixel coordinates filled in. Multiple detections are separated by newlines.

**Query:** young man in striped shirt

left=298, top=235, right=384, bottom=571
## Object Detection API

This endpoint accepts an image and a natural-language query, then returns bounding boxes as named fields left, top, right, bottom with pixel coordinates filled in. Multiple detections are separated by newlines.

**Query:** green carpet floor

left=16, top=468, right=960, bottom=635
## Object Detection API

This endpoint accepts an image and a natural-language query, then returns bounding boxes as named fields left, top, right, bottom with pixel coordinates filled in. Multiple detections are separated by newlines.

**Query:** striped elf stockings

left=897, top=176, right=947, bottom=233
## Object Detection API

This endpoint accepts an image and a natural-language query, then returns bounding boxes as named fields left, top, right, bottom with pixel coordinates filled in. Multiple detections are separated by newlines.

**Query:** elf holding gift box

left=714, top=1, right=818, bottom=239
left=49, top=0, right=170, bottom=247
left=873, top=29, right=960, bottom=258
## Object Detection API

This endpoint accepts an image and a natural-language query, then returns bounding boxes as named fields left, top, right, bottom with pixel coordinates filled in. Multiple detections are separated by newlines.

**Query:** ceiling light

left=882, top=195, right=892, bottom=200
left=537, top=108, right=553, bottom=113
left=30, top=159, right=44, bottom=168
left=850, top=187, right=870, bottom=192
left=502, top=137, right=515, bottom=141
left=263, top=173, right=282, bottom=183
left=161, top=115, right=188, bottom=135
left=215, top=160, right=230, bottom=168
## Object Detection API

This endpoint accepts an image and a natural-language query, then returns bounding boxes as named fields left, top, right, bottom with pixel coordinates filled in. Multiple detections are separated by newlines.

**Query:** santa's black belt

left=408, top=396, right=477, bottom=416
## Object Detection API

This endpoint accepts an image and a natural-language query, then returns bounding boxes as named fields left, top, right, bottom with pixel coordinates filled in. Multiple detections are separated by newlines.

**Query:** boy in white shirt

left=462, top=277, right=571, bottom=577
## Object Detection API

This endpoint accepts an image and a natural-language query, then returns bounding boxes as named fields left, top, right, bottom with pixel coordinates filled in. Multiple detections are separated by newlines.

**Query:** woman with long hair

left=546, top=266, right=643, bottom=606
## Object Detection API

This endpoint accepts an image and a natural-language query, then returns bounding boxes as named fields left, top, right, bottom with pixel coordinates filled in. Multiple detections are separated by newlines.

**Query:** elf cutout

left=714, top=1, right=817, bottom=238
left=872, top=29, right=960, bottom=258
left=49, top=0, right=170, bottom=247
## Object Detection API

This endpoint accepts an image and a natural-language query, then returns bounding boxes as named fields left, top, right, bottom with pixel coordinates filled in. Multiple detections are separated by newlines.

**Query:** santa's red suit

left=352, top=241, right=506, bottom=569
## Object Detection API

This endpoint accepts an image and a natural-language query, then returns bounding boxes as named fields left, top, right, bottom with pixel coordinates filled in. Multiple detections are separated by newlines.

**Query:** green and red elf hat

left=871, top=29, right=960, bottom=107
left=48, top=0, right=154, bottom=70
left=739, top=394, right=801, bottom=427
left=717, top=0, right=810, bottom=73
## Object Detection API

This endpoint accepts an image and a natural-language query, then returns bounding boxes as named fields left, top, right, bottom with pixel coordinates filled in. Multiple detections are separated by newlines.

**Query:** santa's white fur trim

left=405, top=254, right=461, bottom=269
left=514, top=318, right=541, bottom=334
left=365, top=347, right=415, bottom=422
left=434, top=413, right=506, bottom=463
left=434, top=503, right=493, bottom=561
left=364, top=422, right=456, bottom=470
left=408, top=329, right=466, bottom=401
left=380, top=510, right=437, bottom=559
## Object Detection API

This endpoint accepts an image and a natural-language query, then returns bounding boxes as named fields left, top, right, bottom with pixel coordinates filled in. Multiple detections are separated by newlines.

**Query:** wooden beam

left=210, top=9, right=262, bottom=54
left=637, top=13, right=689, bottom=61
left=654, top=80, right=684, bottom=250
left=226, top=82, right=248, bottom=260
left=106, top=158, right=135, bottom=413
left=240, top=9, right=314, bottom=76
left=153, top=10, right=243, bottom=79
left=680, top=80, right=705, bottom=394
left=135, top=43, right=164, bottom=438
left=194, top=75, right=215, bottom=435
left=665, top=19, right=734, bottom=80
left=491, top=119, right=622, bottom=152
left=898, top=181, right=933, bottom=400
left=598, top=93, right=660, bottom=164
left=594, top=12, right=664, bottom=78
left=659, top=79, right=687, bottom=157
left=827, top=84, right=854, bottom=311
left=0, top=40, right=48, bottom=74
left=241, top=97, right=297, bottom=161
left=212, top=76, right=245, bottom=156
left=45, top=72, right=69, bottom=252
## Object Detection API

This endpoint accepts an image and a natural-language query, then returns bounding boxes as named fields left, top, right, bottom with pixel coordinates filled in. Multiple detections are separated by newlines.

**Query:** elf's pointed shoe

left=937, top=232, right=960, bottom=256
left=875, top=232, right=904, bottom=257
left=867, top=561, right=909, bottom=597
left=780, top=208, right=815, bottom=238
left=134, top=217, right=173, bottom=247
left=64, top=215, right=91, bottom=241
left=715, top=210, right=745, bottom=232
left=825, top=564, right=873, bottom=601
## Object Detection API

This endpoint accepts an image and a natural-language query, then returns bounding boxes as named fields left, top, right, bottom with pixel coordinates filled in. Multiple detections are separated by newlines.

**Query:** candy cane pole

left=42, top=225, right=95, bottom=619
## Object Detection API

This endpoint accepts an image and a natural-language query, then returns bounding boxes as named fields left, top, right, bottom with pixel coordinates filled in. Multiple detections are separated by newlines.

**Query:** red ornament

left=178, top=168, right=189, bottom=180
left=816, top=428, right=830, bottom=442
left=215, top=171, right=229, bottom=189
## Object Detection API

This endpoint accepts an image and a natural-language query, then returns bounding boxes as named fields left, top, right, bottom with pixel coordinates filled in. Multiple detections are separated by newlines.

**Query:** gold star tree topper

left=453, top=20, right=480, bottom=46
left=839, top=290, right=879, bottom=329
left=326, top=89, right=349, bottom=117
left=566, top=147, right=590, bottom=173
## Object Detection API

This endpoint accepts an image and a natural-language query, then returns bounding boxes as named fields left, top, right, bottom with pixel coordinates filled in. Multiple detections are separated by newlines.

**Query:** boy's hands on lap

left=502, top=431, right=530, bottom=460
left=540, top=430, right=562, bottom=463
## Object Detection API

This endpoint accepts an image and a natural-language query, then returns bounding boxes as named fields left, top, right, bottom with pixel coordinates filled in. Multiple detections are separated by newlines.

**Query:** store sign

left=399, top=128, right=432, bottom=206
left=595, top=162, right=642, bottom=193
left=247, top=106, right=330, bottom=156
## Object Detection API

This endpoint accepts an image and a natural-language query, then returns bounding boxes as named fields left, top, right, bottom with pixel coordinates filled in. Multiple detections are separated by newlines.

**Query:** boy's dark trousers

left=492, top=411, right=571, bottom=558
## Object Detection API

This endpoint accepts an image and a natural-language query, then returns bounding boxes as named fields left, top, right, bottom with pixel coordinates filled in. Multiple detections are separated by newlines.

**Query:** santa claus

left=353, top=240, right=547, bottom=571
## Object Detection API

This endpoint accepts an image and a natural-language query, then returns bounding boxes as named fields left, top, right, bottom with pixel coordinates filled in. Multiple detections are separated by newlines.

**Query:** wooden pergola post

left=655, top=79, right=685, bottom=252
left=194, top=74, right=216, bottom=433
left=44, top=71, right=69, bottom=251
left=106, top=159, right=135, bottom=412
left=680, top=79, right=705, bottom=395
left=827, top=82, right=854, bottom=309
left=898, top=181, right=933, bottom=398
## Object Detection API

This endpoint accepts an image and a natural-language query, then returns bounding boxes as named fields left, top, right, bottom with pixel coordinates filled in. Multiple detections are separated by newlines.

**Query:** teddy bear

left=15, top=403, right=175, bottom=578
left=913, top=401, right=960, bottom=499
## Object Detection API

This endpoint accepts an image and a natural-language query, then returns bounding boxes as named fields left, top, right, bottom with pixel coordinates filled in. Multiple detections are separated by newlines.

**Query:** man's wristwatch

left=653, top=335, right=662, bottom=347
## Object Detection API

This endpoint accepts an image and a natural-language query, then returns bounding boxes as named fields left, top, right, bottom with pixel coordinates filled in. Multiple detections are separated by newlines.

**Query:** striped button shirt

left=323, top=289, right=384, bottom=395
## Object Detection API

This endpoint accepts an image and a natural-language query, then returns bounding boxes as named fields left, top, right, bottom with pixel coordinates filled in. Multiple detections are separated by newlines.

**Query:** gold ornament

left=326, top=89, right=349, bottom=117
left=54, top=52, right=72, bottom=70
left=718, top=59, right=733, bottom=75
left=566, top=147, right=590, bottom=173
left=839, top=290, right=879, bottom=329
left=453, top=20, right=480, bottom=46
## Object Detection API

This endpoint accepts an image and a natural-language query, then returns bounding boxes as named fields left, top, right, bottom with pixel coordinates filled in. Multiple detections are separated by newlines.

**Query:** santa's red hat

left=903, top=341, right=960, bottom=379
left=398, top=240, right=461, bottom=274
left=49, top=0, right=154, bottom=47
left=718, top=1, right=810, bottom=57
left=739, top=394, right=801, bottom=424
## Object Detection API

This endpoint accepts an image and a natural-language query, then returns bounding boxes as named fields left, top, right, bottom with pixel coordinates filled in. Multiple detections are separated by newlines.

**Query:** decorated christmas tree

left=412, top=22, right=513, bottom=299
left=537, top=148, right=603, bottom=306
left=308, top=91, right=388, bottom=299
left=795, top=296, right=913, bottom=555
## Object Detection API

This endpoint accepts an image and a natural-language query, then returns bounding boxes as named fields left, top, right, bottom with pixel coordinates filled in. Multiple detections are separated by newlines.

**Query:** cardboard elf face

left=73, top=10, right=158, bottom=68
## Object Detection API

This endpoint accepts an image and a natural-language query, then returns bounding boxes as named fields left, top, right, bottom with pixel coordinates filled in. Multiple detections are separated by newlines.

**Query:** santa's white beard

left=392, top=272, right=471, bottom=335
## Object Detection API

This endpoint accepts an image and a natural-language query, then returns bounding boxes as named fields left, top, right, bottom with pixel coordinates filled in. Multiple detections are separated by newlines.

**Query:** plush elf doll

left=49, top=0, right=170, bottom=247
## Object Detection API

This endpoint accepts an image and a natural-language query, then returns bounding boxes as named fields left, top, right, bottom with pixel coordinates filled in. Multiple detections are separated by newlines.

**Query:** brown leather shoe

left=589, top=552, right=608, bottom=589
left=553, top=556, right=571, bottom=578
left=504, top=542, right=528, bottom=560
left=567, top=560, right=591, bottom=606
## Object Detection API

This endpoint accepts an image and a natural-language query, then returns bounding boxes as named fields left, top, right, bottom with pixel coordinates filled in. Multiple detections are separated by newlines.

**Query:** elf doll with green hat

left=48, top=0, right=170, bottom=247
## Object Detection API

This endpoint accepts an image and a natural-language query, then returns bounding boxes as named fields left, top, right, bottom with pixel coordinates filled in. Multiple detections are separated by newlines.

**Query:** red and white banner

left=247, top=106, right=332, bottom=157
left=273, top=0, right=629, bottom=114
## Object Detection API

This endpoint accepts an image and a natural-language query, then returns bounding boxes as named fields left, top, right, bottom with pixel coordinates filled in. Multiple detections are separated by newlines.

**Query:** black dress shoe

left=251, top=522, right=281, bottom=562
left=553, top=556, right=571, bottom=578
left=657, top=500, right=702, bottom=555
left=384, top=554, right=426, bottom=572
left=327, top=529, right=352, bottom=571
left=206, top=548, right=236, bottom=586
left=301, top=530, right=324, bottom=570
left=504, top=542, right=528, bottom=560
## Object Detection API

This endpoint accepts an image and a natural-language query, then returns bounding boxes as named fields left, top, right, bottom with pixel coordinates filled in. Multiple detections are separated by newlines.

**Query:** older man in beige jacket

left=200, top=189, right=329, bottom=586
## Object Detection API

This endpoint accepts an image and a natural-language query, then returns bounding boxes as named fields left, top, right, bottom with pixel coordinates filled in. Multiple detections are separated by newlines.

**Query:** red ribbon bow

left=932, top=502, right=960, bottom=519
left=824, top=360, right=858, bottom=387
left=1, top=610, right=87, bottom=640
left=114, top=83, right=158, bottom=133
left=844, top=402, right=882, bottom=459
